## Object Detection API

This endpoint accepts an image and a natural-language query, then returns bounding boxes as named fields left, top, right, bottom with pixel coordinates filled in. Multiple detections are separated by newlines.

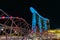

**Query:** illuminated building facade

left=30, top=7, right=50, bottom=33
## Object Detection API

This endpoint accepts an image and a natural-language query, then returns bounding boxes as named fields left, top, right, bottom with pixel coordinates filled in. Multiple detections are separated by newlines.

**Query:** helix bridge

left=0, top=9, right=32, bottom=40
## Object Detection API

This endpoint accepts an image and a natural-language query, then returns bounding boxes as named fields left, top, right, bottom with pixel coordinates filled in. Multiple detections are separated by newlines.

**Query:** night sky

left=0, top=0, right=59, bottom=29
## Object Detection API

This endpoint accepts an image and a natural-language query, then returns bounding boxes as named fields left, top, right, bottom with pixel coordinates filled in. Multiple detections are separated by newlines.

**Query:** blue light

left=44, top=18, right=49, bottom=30
left=30, top=7, right=49, bottom=33
left=30, top=7, right=44, bottom=19
left=38, top=17, right=42, bottom=33
left=30, top=7, right=38, bottom=14
left=32, top=13, right=36, bottom=32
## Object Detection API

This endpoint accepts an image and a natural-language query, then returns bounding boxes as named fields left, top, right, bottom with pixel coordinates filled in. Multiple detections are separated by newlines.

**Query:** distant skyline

left=0, top=0, right=58, bottom=29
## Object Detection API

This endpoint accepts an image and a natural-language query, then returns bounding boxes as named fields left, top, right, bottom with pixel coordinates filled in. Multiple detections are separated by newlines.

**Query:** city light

left=2, top=16, right=5, bottom=19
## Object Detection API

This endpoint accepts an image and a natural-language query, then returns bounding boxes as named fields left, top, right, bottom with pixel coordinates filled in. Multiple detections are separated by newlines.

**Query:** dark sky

left=0, top=0, right=59, bottom=29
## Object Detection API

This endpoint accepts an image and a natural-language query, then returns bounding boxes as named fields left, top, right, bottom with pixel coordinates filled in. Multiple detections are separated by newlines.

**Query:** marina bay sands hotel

left=30, top=7, right=50, bottom=33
